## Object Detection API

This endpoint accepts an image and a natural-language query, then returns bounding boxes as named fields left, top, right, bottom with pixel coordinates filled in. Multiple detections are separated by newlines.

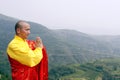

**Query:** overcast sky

left=0, top=0, right=120, bottom=35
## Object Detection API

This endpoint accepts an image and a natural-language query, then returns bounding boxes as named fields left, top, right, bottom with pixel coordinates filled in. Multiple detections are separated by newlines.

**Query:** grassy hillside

left=49, top=58, right=120, bottom=80
left=1, top=14, right=120, bottom=79
left=1, top=14, right=119, bottom=67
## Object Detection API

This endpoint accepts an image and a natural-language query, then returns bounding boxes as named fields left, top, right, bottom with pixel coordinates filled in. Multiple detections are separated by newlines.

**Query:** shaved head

left=15, top=20, right=30, bottom=34
left=15, top=20, right=31, bottom=39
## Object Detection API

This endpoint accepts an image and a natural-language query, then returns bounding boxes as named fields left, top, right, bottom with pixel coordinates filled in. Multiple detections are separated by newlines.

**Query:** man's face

left=17, top=23, right=31, bottom=39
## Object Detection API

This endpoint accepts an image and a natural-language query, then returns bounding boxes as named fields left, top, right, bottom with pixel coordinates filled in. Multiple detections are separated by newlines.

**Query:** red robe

left=8, top=40, right=48, bottom=80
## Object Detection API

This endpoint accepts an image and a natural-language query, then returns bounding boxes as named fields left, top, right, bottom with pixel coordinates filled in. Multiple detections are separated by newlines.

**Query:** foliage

left=49, top=65, right=75, bottom=80
left=1, top=14, right=120, bottom=80
left=49, top=58, right=120, bottom=80
left=0, top=73, right=12, bottom=80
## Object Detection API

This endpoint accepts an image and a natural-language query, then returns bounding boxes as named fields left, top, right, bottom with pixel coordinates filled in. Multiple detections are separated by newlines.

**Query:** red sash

left=8, top=40, right=48, bottom=80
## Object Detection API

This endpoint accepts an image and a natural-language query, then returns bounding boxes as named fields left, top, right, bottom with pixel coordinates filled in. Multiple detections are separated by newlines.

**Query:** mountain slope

left=0, top=14, right=120, bottom=77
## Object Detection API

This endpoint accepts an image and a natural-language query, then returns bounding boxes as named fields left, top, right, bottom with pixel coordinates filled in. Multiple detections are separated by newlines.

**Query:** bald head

left=15, top=20, right=31, bottom=39
left=15, top=20, right=30, bottom=34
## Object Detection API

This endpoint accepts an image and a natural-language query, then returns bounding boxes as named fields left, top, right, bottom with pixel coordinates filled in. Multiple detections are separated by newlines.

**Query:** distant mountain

left=1, top=14, right=120, bottom=77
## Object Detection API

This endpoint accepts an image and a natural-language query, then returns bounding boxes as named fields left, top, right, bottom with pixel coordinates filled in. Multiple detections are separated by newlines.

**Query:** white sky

left=0, top=0, right=120, bottom=35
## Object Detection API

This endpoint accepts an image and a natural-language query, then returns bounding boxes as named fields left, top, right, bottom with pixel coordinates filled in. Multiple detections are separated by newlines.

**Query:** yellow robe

left=7, top=35, right=43, bottom=67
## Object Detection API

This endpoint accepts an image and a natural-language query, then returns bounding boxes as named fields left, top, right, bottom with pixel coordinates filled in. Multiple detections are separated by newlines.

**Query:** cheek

left=21, top=31, right=25, bottom=34
left=20, top=31, right=27, bottom=36
left=22, top=30, right=27, bottom=34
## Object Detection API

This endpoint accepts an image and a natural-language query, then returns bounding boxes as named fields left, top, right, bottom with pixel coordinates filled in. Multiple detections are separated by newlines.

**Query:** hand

left=35, top=37, right=43, bottom=48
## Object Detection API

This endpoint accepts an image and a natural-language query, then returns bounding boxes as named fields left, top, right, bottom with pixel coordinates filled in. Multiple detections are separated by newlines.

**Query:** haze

left=0, top=0, right=120, bottom=35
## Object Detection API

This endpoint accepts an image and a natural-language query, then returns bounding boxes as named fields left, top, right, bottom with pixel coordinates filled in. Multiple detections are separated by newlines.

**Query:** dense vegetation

left=1, top=14, right=120, bottom=79
left=49, top=58, right=120, bottom=80
left=1, top=58, right=120, bottom=80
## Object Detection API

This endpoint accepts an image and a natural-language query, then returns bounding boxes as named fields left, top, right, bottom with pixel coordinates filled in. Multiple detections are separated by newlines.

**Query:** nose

left=28, top=30, right=31, bottom=34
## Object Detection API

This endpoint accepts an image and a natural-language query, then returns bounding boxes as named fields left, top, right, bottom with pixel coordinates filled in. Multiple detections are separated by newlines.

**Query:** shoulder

left=8, top=38, right=24, bottom=49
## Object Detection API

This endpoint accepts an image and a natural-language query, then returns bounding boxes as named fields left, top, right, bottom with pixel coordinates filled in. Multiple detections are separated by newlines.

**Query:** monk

left=7, top=20, right=48, bottom=80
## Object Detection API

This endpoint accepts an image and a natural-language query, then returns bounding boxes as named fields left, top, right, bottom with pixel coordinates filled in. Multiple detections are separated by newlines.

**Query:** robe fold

left=8, top=39, right=48, bottom=80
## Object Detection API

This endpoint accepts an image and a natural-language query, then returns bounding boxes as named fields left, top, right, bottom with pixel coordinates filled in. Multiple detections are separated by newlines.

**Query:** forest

left=1, top=14, right=120, bottom=80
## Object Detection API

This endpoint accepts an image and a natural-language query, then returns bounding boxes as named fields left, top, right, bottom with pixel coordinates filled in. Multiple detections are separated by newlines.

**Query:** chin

left=24, top=36, right=28, bottom=39
left=26, top=37, right=28, bottom=39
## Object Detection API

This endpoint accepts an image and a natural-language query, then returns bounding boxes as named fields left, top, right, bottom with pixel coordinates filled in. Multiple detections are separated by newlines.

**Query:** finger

left=36, top=37, right=40, bottom=41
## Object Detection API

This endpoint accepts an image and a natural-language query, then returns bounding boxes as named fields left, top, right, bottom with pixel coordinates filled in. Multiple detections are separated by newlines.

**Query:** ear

left=17, top=28, right=21, bottom=34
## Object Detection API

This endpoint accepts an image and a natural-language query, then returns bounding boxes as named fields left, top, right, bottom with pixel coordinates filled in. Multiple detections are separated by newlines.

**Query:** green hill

left=49, top=58, right=120, bottom=80
left=1, top=14, right=118, bottom=66
left=1, top=14, right=120, bottom=79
